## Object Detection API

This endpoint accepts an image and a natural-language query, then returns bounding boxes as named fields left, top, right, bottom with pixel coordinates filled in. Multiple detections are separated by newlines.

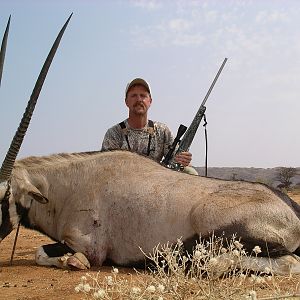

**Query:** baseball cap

left=125, top=78, right=151, bottom=97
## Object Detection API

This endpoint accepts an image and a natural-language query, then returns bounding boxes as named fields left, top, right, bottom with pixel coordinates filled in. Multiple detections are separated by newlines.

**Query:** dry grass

left=289, top=189, right=300, bottom=205
left=74, top=236, right=300, bottom=300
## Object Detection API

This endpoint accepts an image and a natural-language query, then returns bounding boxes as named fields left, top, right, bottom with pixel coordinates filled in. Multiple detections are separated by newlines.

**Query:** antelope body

left=1, top=150, right=300, bottom=274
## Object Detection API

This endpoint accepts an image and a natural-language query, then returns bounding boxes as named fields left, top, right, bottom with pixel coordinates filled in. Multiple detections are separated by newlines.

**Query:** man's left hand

left=174, top=151, right=192, bottom=167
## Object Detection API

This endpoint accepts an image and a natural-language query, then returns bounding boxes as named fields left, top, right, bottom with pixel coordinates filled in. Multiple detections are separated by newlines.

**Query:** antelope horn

left=0, top=13, right=73, bottom=183
left=0, top=15, right=11, bottom=88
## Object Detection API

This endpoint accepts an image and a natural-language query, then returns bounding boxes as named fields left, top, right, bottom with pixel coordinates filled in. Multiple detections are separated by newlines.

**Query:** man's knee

left=183, top=166, right=198, bottom=175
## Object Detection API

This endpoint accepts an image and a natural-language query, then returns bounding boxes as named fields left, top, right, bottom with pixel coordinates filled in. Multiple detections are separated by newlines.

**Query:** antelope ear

left=28, top=191, right=49, bottom=204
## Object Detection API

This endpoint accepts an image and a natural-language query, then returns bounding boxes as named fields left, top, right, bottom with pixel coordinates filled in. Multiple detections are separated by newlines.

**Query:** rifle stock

left=161, top=124, right=187, bottom=167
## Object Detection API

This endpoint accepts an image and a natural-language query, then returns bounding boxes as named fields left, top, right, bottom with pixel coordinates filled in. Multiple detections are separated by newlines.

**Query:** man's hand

left=174, top=151, right=192, bottom=167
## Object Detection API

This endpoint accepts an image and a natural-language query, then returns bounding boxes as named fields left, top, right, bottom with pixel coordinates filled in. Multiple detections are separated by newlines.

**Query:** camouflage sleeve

left=154, top=122, right=174, bottom=158
left=101, top=124, right=123, bottom=151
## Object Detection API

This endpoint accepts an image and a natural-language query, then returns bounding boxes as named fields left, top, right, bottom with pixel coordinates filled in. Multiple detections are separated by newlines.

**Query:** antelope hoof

left=67, top=252, right=90, bottom=270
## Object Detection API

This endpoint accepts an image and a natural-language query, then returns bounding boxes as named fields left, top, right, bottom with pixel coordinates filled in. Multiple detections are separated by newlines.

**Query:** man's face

left=125, top=84, right=152, bottom=116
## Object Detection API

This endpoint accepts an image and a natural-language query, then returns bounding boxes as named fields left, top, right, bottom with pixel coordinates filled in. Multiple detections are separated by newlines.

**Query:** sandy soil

left=1, top=192, right=300, bottom=300
left=0, top=228, right=115, bottom=300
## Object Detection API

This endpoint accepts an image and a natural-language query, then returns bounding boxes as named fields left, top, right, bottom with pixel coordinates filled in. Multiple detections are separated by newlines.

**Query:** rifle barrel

left=201, top=57, right=227, bottom=107
left=176, top=57, right=228, bottom=154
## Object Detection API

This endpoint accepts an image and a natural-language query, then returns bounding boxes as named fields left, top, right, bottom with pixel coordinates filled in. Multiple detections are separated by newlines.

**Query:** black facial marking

left=0, top=187, right=13, bottom=239
left=15, top=202, right=30, bottom=227
left=15, top=202, right=56, bottom=241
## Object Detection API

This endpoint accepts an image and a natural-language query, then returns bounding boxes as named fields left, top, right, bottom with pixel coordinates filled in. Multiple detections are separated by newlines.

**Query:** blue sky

left=1, top=0, right=300, bottom=168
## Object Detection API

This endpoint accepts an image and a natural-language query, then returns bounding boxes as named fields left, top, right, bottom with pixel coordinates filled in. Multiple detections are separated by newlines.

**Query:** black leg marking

left=203, top=223, right=292, bottom=258
left=102, top=258, right=148, bottom=269
left=42, top=242, right=75, bottom=257
left=293, top=247, right=300, bottom=257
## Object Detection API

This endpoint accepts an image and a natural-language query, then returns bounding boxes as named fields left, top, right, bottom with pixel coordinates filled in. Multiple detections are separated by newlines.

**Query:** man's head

left=125, top=78, right=151, bottom=98
left=125, top=78, right=152, bottom=116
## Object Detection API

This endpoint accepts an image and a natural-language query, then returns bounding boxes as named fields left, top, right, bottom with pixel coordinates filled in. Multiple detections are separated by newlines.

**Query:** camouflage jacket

left=101, top=119, right=174, bottom=163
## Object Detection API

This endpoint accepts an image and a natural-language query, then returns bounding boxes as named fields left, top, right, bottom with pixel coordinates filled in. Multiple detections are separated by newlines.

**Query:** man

left=101, top=78, right=198, bottom=175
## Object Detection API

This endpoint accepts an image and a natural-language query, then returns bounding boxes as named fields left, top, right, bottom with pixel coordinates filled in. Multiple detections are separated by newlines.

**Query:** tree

left=231, top=173, right=238, bottom=181
left=276, top=167, right=297, bottom=189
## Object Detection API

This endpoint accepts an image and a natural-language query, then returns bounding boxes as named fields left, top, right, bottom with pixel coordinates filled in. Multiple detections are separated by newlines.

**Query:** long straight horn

left=0, top=14, right=73, bottom=183
left=0, top=15, right=11, bottom=88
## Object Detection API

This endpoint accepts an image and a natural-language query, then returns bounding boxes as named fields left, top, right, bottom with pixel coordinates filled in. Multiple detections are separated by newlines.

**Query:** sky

left=0, top=0, right=300, bottom=168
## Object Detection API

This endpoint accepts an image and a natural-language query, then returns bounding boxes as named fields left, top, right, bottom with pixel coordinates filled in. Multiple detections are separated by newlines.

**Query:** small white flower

left=266, top=275, right=272, bottom=282
left=195, top=244, right=207, bottom=254
left=221, top=247, right=227, bottom=253
left=83, top=283, right=91, bottom=292
left=157, top=284, right=165, bottom=293
left=232, top=249, right=240, bottom=256
left=264, top=266, right=271, bottom=274
left=74, top=285, right=81, bottom=293
left=94, top=288, right=106, bottom=299
left=106, top=275, right=113, bottom=286
left=248, top=290, right=257, bottom=300
left=76, top=283, right=84, bottom=291
left=146, top=285, right=156, bottom=293
left=177, top=238, right=183, bottom=246
left=250, top=274, right=257, bottom=283
left=239, top=273, right=246, bottom=279
left=158, top=297, right=164, bottom=300
left=209, top=257, right=218, bottom=266
left=112, top=267, right=119, bottom=274
left=80, top=276, right=87, bottom=281
left=194, top=250, right=202, bottom=259
left=253, top=246, right=262, bottom=254
left=234, top=240, right=243, bottom=249
left=256, top=277, right=265, bottom=284
left=131, top=287, right=141, bottom=295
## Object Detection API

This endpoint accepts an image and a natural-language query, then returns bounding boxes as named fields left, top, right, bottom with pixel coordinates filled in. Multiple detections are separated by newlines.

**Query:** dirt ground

left=0, top=228, right=115, bottom=300
left=1, top=192, right=300, bottom=300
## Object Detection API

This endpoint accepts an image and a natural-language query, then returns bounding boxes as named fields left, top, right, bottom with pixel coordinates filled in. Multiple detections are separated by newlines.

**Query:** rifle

left=161, top=58, right=228, bottom=170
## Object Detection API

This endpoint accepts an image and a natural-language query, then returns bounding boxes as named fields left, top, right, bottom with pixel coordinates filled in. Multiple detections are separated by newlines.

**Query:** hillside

left=195, top=166, right=300, bottom=187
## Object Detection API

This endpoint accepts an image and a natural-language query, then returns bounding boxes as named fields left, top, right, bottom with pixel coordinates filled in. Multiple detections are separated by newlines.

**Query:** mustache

left=134, top=102, right=146, bottom=108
